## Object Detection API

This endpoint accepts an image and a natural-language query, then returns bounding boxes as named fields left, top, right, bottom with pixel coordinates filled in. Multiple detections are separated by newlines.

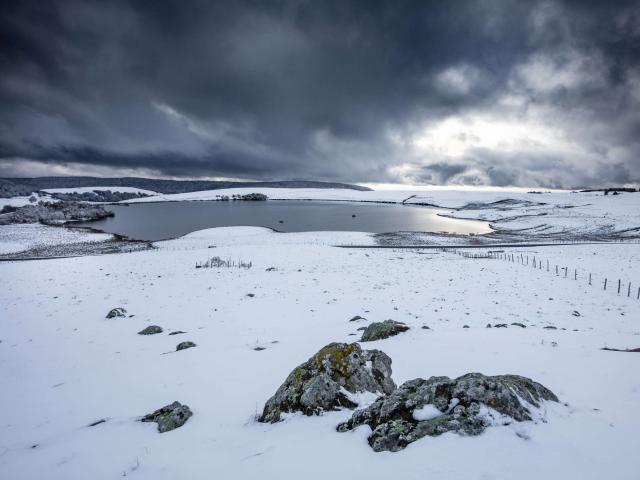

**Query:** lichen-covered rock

left=138, top=325, right=163, bottom=335
left=259, top=342, right=396, bottom=423
left=337, top=373, right=559, bottom=452
left=176, top=341, right=196, bottom=351
left=106, top=307, right=127, bottom=319
left=360, top=320, right=409, bottom=342
left=141, top=401, right=193, bottom=433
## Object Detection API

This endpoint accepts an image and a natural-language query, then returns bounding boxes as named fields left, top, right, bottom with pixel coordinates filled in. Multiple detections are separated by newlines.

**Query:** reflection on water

left=78, top=200, right=491, bottom=241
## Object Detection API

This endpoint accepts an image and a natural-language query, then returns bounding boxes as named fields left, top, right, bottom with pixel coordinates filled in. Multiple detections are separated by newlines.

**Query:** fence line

left=450, top=248, right=639, bottom=300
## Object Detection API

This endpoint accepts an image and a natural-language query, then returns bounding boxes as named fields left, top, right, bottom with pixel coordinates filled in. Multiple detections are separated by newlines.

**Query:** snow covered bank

left=0, top=224, right=113, bottom=255
left=0, top=226, right=638, bottom=479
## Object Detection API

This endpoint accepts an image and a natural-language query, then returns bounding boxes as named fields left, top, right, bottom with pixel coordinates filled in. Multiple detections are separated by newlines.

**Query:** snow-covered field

left=0, top=194, right=46, bottom=210
left=0, top=224, right=113, bottom=255
left=1, top=218, right=639, bottom=479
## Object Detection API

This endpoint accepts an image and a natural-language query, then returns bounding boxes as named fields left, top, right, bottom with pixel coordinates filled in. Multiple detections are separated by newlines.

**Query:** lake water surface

left=80, top=200, right=491, bottom=241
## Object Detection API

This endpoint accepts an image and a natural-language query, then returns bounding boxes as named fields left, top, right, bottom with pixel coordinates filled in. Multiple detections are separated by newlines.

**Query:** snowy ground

left=0, top=224, right=113, bottom=255
left=1, top=223, right=639, bottom=479
left=0, top=193, right=46, bottom=210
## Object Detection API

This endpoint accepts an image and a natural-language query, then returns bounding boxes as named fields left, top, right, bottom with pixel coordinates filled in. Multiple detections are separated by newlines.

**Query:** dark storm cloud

left=1, top=0, right=639, bottom=187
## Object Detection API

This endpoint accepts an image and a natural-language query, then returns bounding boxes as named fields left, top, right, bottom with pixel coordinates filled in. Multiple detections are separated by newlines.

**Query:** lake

left=79, top=200, right=491, bottom=241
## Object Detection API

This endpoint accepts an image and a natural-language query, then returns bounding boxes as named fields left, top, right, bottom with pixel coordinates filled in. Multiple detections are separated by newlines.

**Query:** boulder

left=106, top=307, right=127, bottom=319
left=259, top=342, right=396, bottom=423
left=360, top=320, right=409, bottom=342
left=337, top=373, right=559, bottom=452
left=141, top=401, right=193, bottom=433
left=138, top=325, right=163, bottom=335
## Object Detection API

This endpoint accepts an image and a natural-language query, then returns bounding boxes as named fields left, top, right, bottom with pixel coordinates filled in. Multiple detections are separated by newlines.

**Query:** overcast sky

left=1, top=0, right=639, bottom=188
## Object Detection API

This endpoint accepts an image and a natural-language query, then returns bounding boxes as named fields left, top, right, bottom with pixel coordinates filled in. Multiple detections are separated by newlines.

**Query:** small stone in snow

left=141, top=401, right=193, bottom=433
left=138, top=325, right=163, bottom=335
left=106, top=307, right=127, bottom=319
left=176, top=341, right=196, bottom=351
left=361, top=320, right=409, bottom=342
left=511, top=322, right=526, bottom=328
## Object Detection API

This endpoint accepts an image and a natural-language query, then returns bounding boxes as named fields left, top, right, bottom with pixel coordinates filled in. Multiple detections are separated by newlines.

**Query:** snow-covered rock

left=259, top=342, right=396, bottom=423
left=337, top=373, right=559, bottom=452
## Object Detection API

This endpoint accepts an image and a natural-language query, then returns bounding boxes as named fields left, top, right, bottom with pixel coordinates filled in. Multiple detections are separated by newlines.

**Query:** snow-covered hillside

left=1, top=224, right=639, bottom=479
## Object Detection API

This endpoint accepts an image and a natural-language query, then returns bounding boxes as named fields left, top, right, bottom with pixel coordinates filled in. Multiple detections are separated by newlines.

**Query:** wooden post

left=604, top=278, right=607, bottom=290
left=628, top=282, right=631, bottom=297
left=574, top=269, right=577, bottom=280
left=617, top=279, right=621, bottom=294
left=589, top=273, right=592, bottom=285
left=546, top=259, right=549, bottom=271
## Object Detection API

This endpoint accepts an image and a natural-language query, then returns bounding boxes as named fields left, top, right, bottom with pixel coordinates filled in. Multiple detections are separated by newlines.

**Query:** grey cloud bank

left=1, top=0, right=639, bottom=188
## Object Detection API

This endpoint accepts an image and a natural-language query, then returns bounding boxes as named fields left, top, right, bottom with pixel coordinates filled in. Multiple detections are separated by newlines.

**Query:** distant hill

left=0, top=177, right=372, bottom=197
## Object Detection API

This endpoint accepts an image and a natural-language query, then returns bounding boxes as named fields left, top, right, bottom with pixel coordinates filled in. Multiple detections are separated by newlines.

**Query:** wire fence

left=452, top=249, right=640, bottom=300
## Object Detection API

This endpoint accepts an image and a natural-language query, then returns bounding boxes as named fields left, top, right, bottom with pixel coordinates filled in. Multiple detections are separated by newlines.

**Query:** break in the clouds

left=1, top=0, right=639, bottom=188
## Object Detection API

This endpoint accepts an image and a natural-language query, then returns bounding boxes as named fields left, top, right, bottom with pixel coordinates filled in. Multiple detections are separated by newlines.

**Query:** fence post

left=628, top=282, right=631, bottom=297
left=574, top=269, right=577, bottom=280
left=555, top=265, right=558, bottom=275
left=546, top=259, right=549, bottom=271
left=617, top=279, right=621, bottom=294
left=589, top=273, right=592, bottom=285
left=604, top=278, right=607, bottom=290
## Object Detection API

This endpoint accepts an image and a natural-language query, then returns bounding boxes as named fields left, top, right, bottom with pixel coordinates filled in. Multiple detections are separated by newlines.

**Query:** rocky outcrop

left=337, top=373, right=559, bottom=452
left=259, top=342, right=396, bottom=423
left=141, top=401, right=193, bottom=433
left=360, top=320, right=409, bottom=342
